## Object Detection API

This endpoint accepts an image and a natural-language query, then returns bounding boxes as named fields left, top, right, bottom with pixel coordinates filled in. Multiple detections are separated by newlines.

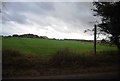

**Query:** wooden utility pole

left=94, top=24, right=97, bottom=55
left=88, top=21, right=97, bottom=55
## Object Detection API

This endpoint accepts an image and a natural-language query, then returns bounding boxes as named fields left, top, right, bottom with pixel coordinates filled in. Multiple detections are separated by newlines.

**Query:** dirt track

left=3, top=72, right=119, bottom=79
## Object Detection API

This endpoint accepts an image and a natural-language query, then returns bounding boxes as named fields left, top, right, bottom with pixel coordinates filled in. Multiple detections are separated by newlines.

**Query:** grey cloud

left=2, top=2, right=28, bottom=24
left=2, top=2, right=95, bottom=35
left=51, top=2, right=95, bottom=29
left=2, top=2, right=54, bottom=24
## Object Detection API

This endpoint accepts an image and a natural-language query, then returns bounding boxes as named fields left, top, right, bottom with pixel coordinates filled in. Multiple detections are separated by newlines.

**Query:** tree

left=93, top=2, right=120, bottom=51
left=13, top=34, right=19, bottom=37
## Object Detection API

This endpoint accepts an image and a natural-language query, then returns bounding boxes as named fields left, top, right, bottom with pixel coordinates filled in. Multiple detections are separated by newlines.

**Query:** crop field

left=2, top=37, right=117, bottom=56
left=2, top=37, right=119, bottom=77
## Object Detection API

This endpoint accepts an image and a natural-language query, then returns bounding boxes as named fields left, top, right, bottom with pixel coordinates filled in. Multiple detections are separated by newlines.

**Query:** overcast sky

left=2, top=2, right=100, bottom=40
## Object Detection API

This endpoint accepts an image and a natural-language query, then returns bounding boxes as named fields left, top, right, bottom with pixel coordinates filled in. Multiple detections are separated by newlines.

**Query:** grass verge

left=2, top=48, right=120, bottom=77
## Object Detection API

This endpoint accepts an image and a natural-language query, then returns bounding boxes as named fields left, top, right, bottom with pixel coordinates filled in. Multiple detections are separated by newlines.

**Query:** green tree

left=93, top=2, right=120, bottom=51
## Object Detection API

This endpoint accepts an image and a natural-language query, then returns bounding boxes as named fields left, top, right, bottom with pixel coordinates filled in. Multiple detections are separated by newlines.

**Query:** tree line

left=2, top=34, right=48, bottom=39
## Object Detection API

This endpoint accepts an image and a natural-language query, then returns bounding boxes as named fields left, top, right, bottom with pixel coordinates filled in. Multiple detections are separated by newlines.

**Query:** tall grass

left=2, top=48, right=119, bottom=77
left=2, top=49, right=48, bottom=69
left=50, top=48, right=119, bottom=68
left=3, top=48, right=119, bottom=68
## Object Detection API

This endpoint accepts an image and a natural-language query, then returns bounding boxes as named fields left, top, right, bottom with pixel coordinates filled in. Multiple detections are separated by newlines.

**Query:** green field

left=2, top=37, right=117, bottom=56
left=2, top=37, right=119, bottom=77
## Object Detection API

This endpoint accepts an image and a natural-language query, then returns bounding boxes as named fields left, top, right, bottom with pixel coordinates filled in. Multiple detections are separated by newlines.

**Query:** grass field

left=2, top=37, right=117, bottom=56
left=2, top=37, right=119, bottom=77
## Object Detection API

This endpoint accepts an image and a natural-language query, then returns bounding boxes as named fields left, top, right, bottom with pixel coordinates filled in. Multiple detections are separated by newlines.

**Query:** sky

left=1, top=2, right=101, bottom=40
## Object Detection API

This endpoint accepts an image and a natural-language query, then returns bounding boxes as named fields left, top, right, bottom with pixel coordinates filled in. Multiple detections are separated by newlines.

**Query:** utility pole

left=94, top=24, right=97, bottom=55
left=88, top=21, right=98, bottom=55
